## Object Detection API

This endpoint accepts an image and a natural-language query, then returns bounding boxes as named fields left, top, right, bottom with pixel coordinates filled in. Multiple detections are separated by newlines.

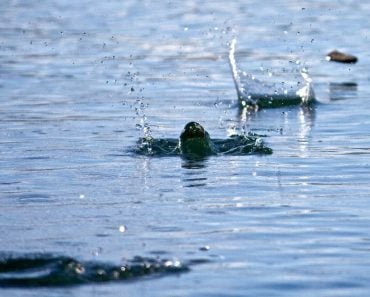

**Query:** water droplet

left=96, top=269, right=106, bottom=276
left=119, top=225, right=126, bottom=233
left=92, top=247, right=103, bottom=256
left=255, top=138, right=263, bottom=147
left=74, top=263, right=85, bottom=274
left=79, top=194, right=85, bottom=199
left=184, top=27, right=188, bottom=31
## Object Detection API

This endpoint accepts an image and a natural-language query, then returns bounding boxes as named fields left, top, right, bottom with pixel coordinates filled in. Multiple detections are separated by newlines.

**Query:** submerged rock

left=326, top=50, right=358, bottom=64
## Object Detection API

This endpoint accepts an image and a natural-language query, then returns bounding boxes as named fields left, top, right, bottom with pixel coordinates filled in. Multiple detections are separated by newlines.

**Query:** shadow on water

left=0, top=253, right=208, bottom=287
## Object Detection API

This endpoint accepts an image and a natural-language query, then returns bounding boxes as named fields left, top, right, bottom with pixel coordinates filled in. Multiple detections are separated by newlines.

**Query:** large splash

left=0, top=253, right=194, bottom=287
left=229, top=39, right=315, bottom=108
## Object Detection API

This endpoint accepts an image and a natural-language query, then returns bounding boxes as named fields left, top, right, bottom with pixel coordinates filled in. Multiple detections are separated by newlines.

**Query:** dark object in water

left=326, top=50, right=358, bottom=64
left=135, top=122, right=273, bottom=159
left=0, top=253, right=192, bottom=287
left=179, top=122, right=214, bottom=158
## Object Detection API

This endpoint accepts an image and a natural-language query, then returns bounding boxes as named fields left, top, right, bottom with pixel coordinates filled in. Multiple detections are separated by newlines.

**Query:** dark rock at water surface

left=326, top=50, right=358, bottom=64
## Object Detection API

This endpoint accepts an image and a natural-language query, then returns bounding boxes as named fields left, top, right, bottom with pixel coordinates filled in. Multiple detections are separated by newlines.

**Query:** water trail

left=228, top=38, right=315, bottom=108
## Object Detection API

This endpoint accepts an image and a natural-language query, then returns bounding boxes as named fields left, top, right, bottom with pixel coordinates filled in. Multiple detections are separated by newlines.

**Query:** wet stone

left=326, top=50, right=358, bottom=64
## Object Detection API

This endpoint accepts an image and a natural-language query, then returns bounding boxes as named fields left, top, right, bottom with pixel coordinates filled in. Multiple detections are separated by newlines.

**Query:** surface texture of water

left=1, top=0, right=370, bottom=296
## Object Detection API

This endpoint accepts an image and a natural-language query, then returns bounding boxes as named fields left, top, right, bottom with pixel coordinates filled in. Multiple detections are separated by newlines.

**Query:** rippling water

left=2, top=0, right=370, bottom=296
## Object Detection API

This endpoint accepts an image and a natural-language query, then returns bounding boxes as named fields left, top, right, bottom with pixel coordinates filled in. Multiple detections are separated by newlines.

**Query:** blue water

left=1, top=0, right=370, bottom=296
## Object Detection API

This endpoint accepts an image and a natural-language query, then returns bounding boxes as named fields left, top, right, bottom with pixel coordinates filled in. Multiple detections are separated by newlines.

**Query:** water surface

left=1, top=0, right=370, bottom=296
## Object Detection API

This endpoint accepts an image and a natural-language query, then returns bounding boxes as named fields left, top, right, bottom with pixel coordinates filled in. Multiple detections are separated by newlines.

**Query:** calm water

left=1, top=0, right=370, bottom=296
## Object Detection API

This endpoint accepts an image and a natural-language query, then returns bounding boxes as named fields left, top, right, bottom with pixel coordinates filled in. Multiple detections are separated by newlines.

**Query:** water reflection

left=135, top=157, right=152, bottom=192
left=238, top=104, right=316, bottom=158
left=181, top=159, right=208, bottom=188
left=329, top=82, right=358, bottom=101
left=297, top=105, right=315, bottom=158
left=182, top=159, right=207, bottom=169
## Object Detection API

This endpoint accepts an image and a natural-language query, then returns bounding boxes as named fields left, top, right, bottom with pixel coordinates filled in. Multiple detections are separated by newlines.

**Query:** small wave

left=229, top=38, right=315, bottom=108
left=0, top=253, right=193, bottom=287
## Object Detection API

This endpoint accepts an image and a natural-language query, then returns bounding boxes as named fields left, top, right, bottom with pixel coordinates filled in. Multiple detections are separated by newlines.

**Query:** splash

left=134, top=131, right=272, bottom=158
left=228, top=38, right=315, bottom=108
left=0, top=253, right=192, bottom=287
left=134, top=122, right=272, bottom=159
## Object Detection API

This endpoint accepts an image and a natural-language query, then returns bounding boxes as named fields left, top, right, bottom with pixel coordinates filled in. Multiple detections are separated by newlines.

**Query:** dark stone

left=327, top=50, right=358, bottom=64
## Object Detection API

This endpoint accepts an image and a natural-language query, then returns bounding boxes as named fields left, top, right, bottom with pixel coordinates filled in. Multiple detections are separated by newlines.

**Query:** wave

left=0, top=253, right=203, bottom=287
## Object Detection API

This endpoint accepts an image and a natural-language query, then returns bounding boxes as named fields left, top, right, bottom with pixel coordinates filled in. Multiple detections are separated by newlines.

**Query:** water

left=1, top=0, right=370, bottom=296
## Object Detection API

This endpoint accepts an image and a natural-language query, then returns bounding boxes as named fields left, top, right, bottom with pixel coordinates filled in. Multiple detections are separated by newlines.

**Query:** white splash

left=229, top=38, right=315, bottom=108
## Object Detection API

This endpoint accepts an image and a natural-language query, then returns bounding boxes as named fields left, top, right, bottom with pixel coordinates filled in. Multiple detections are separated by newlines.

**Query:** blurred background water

left=1, top=0, right=370, bottom=296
